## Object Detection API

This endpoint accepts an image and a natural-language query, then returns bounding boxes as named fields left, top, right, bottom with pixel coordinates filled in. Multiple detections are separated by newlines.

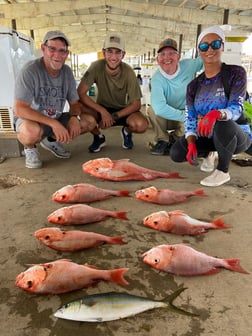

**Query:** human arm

left=111, top=99, right=141, bottom=119
left=218, top=65, right=247, bottom=121
left=186, top=135, right=198, bottom=166
left=14, top=99, right=71, bottom=143
left=184, top=79, right=199, bottom=138
left=197, top=66, right=247, bottom=136
left=67, top=101, right=83, bottom=139
left=108, top=64, right=142, bottom=123
left=151, top=75, right=185, bottom=122
left=100, top=98, right=141, bottom=129
left=78, top=81, right=114, bottom=128
left=78, top=62, right=141, bottom=128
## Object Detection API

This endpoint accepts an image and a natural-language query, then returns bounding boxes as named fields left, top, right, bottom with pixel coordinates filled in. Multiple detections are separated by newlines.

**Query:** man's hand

left=186, top=143, right=198, bottom=166
left=198, top=110, right=221, bottom=137
left=50, top=119, right=71, bottom=143
left=99, top=109, right=115, bottom=129
left=68, top=116, right=81, bottom=139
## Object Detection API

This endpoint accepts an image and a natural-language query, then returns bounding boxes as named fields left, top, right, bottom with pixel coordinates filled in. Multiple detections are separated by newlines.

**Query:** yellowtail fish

left=54, top=288, right=196, bottom=322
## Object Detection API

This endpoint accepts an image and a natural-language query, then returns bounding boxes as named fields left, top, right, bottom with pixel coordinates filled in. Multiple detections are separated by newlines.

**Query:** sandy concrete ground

left=0, top=126, right=252, bottom=336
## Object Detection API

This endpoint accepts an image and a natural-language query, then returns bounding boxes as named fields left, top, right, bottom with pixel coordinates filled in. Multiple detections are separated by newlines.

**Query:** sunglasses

left=45, top=44, right=68, bottom=56
left=198, top=40, right=223, bottom=52
left=158, top=51, right=179, bottom=57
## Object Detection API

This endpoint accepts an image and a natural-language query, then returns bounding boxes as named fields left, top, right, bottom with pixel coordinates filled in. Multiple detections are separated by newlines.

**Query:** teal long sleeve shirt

left=151, top=57, right=203, bottom=122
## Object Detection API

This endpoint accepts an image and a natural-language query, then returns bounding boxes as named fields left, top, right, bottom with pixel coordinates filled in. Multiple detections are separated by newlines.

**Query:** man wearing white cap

left=14, top=31, right=96, bottom=168
left=170, top=25, right=251, bottom=187
left=78, top=33, right=148, bottom=152
left=149, top=37, right=203, bottom=155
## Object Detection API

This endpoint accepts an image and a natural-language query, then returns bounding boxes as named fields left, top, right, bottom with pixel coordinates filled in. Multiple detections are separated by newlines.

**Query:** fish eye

left=62, top=195, right=66, bottom=200
left=45, top=235, right=50, bottom=240
left=27, top=280, right=33, bottom=288
left=154, top=258, right=160, bottom=264
left=153, top=221, right=158, bottom=226
left=57, top=216, right=62, bottom=221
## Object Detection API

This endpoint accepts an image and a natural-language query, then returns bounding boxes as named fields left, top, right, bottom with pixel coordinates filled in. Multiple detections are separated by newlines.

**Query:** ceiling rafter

left=0, top=0, right=251, bottom=56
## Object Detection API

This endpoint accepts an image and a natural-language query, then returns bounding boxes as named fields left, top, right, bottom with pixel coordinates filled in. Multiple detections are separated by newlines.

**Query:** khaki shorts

left=14, top=113, right=70, bottom=137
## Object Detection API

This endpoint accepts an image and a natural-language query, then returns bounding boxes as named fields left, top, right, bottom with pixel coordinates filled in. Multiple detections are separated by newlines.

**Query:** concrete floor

left=0, top=126, right=252, bottom=336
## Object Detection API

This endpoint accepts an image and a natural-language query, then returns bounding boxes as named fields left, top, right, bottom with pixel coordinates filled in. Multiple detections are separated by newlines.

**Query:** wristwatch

left=70, top=114, right=81, bottom=121
left=112, top=112, right=119, bottom=121
left=219, top=110, right=226, bottom=120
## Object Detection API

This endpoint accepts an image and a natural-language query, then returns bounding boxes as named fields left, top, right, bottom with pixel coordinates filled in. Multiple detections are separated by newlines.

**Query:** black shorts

left=100, top=106, right=128, bottom=127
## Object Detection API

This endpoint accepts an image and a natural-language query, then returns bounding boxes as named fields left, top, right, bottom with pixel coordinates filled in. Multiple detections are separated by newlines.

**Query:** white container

left=0, top=26, right=35, bottom=132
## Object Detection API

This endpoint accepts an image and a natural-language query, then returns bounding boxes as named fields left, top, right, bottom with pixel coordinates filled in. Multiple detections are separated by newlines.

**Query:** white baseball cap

left=197, top=25, right=225, bottom=46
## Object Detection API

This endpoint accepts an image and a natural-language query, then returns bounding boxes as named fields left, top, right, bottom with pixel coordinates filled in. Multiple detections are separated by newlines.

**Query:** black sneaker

left=88, top=135, right=106, bottom=153
left=121, top=127, right=133, bottom=149
left=151, top=140, right=170, bottom=155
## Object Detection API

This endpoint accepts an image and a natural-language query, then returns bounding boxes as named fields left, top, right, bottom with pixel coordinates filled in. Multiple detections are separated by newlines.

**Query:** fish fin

left=25, top=258, right=71, bottom=267
left=110, top=268, right=129, bottom=286
left=84, top=264, right=98, bottom=269
left=211, top=217, right=231, bottom=229
left=165, top=287, right=198, bottom=316
left=202, top=268, right=221, bottom=275
left=167, top=172, right=185, bottom=179
left=168, top=210, right=185, bottom=216
left=115, top=211, right=128, bottom=220
left=110, top=236, right=128, bottom=245
left=225, top=259, right=250, bottom=274
left=193, top=189, right=208, bottom=197
left=118, top=190, right=131, bottom=197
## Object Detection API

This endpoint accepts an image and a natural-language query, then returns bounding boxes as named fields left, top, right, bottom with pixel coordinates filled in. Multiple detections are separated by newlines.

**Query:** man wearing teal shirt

left=149, top=38, right=203, bottom=155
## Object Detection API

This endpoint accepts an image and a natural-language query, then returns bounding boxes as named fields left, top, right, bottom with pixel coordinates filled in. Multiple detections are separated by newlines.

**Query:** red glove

left=198, top=110, right=221, bottom=137
left=186, top=143, right=198, bottom=166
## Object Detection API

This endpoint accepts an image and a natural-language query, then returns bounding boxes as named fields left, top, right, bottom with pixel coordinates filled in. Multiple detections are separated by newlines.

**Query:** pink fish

left=82, top=158, right=183, bottom=181
left=135, top=186, right=207, bottom=205
left=15, top=259, right=129, bottom=294
left=52, top=183, right=130, bottom=203
left=142, top=244, right=249, bottom=276
left=47, top=204, right=128, bottom=225
left=34, top=227, right=127, bottom=251
left=143, top=210, right=230, bottom=235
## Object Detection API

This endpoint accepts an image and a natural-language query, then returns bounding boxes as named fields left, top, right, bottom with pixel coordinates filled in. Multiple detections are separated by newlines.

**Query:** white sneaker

left=40, top=137, right=71, bottom=159
left=200, top=152, right=217, bottom=172
left=24, top=147, right=42, bottom=169
left=200, top=169, right=230, bottom=187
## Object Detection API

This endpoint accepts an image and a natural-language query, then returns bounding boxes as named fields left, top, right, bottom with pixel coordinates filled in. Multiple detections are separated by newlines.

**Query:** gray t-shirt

left=14, top=58, right=79, bottom=119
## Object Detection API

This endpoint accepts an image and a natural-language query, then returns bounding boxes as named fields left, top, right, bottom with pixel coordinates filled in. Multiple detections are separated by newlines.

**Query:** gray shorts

left=14, top=113, right=70, bottom=137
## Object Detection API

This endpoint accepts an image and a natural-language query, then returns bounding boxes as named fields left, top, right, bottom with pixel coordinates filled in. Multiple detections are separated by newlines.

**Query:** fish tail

left=165, top=287, right=198, bottom=316
left=114, top=211, right=128, bottom=220
left=118, top=190, right=130, bottom=197
left=165, top=172, right=185, bottom=179
left=225, top=259, right=250, bottom=274
left=109, top=268, right=129, bottom=286
left=109, top=236, right=128, bottom=245
left=212, top=216, right=231, bottom=229
left=193, top=189, right=208, bottom=197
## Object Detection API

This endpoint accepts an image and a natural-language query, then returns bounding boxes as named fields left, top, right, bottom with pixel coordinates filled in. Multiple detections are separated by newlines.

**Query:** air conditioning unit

left=0, top=107, right=14, bottom=132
